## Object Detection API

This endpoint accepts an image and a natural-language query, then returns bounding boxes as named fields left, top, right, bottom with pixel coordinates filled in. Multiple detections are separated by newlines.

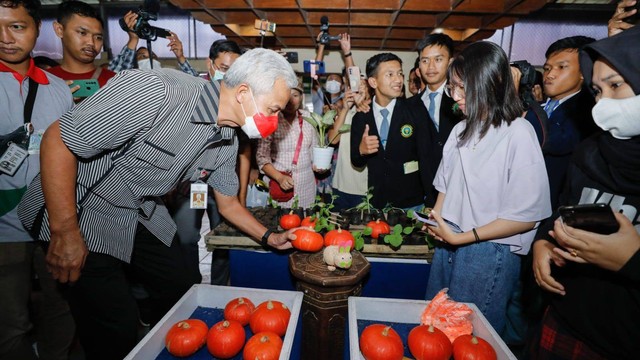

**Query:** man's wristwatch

left=261, top=229, right=273, bottom=247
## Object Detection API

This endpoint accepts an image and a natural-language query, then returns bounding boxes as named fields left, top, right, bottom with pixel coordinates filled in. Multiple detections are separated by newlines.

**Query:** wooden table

left=205, top=207, right=434, bottom=261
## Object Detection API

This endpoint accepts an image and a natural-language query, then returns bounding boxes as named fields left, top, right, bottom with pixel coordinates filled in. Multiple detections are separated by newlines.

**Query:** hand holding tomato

left=264, top=227, right=307, bottom=250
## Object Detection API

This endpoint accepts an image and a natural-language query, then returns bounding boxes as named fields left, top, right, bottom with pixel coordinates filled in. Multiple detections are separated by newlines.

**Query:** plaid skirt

left=530, top=308, right=609, bottom=360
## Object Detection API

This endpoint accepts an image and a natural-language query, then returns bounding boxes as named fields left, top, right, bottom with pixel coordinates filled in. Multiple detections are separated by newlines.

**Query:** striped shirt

left=18, top=69, right=238, bottom=262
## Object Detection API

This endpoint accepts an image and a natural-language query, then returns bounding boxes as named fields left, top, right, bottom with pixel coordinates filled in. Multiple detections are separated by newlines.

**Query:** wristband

left=344, top=52, right=352, bottom=57
left=472, top=228, right=480, bottom=242
left=261, top=229, right=273, bottom=247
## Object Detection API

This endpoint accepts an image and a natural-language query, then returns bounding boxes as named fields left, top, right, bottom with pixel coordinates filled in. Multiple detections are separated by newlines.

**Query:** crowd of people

left=1, top=0, right=638, bottom=359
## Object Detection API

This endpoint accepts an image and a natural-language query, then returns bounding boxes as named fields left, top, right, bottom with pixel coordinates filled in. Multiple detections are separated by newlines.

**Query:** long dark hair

left=449, top=42, right=523, bottom=143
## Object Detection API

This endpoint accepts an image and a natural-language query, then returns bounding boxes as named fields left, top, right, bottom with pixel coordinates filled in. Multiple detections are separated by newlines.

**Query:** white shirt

left=421, top=82, right=447, bottom=128
left=372, top=97, right=397, bottom=134
left=434, top=118, right=552, bottom=255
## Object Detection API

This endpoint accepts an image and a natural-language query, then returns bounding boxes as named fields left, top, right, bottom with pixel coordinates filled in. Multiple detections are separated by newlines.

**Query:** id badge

left=28, top=129, right=45, bottom=155
left=0, top=143, right=29, bottom=176
left=190, top=182, right=208, bottom=209
left=403, top=160, right=419, bottom=174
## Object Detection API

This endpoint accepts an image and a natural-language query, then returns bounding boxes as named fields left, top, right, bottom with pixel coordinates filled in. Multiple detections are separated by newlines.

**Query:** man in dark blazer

left=351, top=53, right=428, bottom=210
left=532, top=36, right=600, bottom=210
left=408, top=34, right=462, bottom=207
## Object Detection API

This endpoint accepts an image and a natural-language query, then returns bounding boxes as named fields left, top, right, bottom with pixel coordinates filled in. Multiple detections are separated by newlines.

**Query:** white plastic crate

left=125, top=284, right=303, bottom=360
left=348, top=296, right=517, bottom=360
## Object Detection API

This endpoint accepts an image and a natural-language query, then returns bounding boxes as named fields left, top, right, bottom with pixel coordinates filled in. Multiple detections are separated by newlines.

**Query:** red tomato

left=223, top=297, right=255, bottom=326
left=165, top=319, right=208, bottom=357
left=250, top=300, right=291, bottom=337
left=301, top=216, right=317, bottom=228
left=366, top=219, right=391, bottom=239
left=206, top=320, right=245, bottom=359
left=280, top=212, right=301, bottom=230
left=408, top=324, right=452, bottom=360
left=324, top=228, right=355, bottom=247
left=243, top=331, right=283, bottom=360
left=291, top=229, right=324, bottom=252
left=359, top=324, right=404, bottom=360
left=452, top=335, right=497, bottom=360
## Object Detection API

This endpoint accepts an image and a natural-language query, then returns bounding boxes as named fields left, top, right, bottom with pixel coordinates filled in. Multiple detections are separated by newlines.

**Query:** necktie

left=544, top=99, right=559, bottom=117
left=380, top=108, right=389, bottom=149
left=428, top=92, right=439, bottom=131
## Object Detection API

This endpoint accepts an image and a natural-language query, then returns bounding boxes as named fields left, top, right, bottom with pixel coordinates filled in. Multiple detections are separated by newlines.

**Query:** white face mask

left=592, top=94, right=640, bottom=139
left=241, top=118, right=261, bottom=139
left=212, top=70, right=225, bottom=81
left=325, top=79, right=342, bottom=94
left=137, top=58, right=162, bottom=70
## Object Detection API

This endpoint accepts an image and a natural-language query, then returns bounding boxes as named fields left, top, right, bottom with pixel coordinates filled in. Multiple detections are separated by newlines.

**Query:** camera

left=510, top=60, right=537, bottom=95
left=119, top=0, right=170, bottom=41
left=318, top=16, right=341, bottom=45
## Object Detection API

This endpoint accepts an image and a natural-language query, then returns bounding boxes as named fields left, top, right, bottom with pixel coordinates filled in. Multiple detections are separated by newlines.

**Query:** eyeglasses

left=444, top=82, right=465, bottom=98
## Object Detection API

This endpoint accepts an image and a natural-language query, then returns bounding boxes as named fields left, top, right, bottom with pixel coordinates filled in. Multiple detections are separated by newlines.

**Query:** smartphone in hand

left=70, top=79, right=100, bottom=98
left=559, top=203, right=619, bottom=235
left=414, top=211, right=463, bottom=233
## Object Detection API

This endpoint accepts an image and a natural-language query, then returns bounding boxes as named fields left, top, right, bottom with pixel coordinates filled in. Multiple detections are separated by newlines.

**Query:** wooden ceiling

left=168, top=0, right=553, bottom=51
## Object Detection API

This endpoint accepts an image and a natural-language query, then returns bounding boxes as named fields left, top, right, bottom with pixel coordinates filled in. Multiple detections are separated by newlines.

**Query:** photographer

left=109, top=10, right=197, bottom=76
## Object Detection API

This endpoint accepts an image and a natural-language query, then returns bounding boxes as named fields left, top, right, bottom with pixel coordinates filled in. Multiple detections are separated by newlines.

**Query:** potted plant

left=303, top=109, right=350, bottom=170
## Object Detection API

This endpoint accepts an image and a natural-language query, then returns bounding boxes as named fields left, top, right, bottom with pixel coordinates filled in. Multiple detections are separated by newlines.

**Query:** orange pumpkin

left=223, top=297, right=255, bottom=326
left=324, top=228, right=355, bottom=246
left=301, top=216, right=317, bottom=228
left=165, top=319, right=208, bottom=357
left=243, top=332, right=283, bottom=360
left=250, top=300, right=291, bottom=337
left=291, top=229, right=324, bottom=252
left=366, top=219, right=391, bottom=239
left=452, top=335, right=497, bottom=360
left=279, top=211, right=301, bottom=230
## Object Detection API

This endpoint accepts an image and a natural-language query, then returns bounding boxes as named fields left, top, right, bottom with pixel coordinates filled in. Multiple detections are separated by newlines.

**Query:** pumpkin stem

left=289, top=210, right=294, bottom=215
left=471, top=336, right=479, bottom=345
left=267, top=301, right=274, bottom=310
left=428, top=324, right=435, bottom=333
left=222, top=320, right=230, bottom=327
left=382, top=326, right=392, bottom=337
left=260, top=335, right=270, bottom=343
left=177, top=321, right=190, bottom=329
left=238, top=297, right=245, bottom=304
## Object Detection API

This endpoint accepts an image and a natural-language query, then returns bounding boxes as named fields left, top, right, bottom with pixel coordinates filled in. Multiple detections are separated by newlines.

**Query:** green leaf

left=338, top=124, right=351, bottom=133
left=303, top=115, right=318, bottom=128
left=362, top=227, right=373, bottom=236
left=387, top=233, right=403, bottom=247
left=392, top=224, right=403, bottom=234
left=403, top=226, right=414, bottom=235
left=321, top=109, right=338, bottom=126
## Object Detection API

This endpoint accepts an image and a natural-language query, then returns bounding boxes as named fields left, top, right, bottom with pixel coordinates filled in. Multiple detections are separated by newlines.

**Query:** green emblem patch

left=400, top=124, right=413, bottom=138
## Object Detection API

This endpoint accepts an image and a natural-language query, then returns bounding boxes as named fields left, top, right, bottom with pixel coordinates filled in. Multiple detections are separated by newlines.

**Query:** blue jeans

left=426, top=241, right=521, bottom=335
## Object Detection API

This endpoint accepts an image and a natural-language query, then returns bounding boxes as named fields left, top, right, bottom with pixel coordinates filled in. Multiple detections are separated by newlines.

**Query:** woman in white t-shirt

left=424, top=41, right=552, bottom=335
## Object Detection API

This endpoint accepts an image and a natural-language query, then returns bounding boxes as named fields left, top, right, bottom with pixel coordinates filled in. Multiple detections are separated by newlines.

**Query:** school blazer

left=408, top=92, right=462, bottom=207
left=350, top=97, right=428, bottom=209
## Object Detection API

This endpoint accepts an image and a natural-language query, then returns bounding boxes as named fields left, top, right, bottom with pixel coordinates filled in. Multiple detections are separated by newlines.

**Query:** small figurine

left=323, top=240, right=353, bottom=271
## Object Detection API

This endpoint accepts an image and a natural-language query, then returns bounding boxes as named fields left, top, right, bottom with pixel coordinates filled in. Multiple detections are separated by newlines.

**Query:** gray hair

left=224, top=48, right=298, bottom=96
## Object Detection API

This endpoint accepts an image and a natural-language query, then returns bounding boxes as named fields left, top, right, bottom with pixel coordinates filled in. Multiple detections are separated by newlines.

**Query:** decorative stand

left=289, top=251, right=370, bottom=360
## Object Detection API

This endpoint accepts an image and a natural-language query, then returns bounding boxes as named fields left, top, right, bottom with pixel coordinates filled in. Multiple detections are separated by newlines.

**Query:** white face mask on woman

left=325, top=79, right=342, bottom=94
left=137, top=58, right=162, bottom=70
left=592, top=94, right=640, bottom=139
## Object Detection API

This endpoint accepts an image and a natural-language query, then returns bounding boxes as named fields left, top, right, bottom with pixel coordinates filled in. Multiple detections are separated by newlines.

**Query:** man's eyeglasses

left=444, top=82, right=465, bottom=98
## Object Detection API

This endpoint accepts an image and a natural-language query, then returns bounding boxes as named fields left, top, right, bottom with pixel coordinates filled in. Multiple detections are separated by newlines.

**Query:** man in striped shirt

left=18, top=47, right=297, bottom=359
